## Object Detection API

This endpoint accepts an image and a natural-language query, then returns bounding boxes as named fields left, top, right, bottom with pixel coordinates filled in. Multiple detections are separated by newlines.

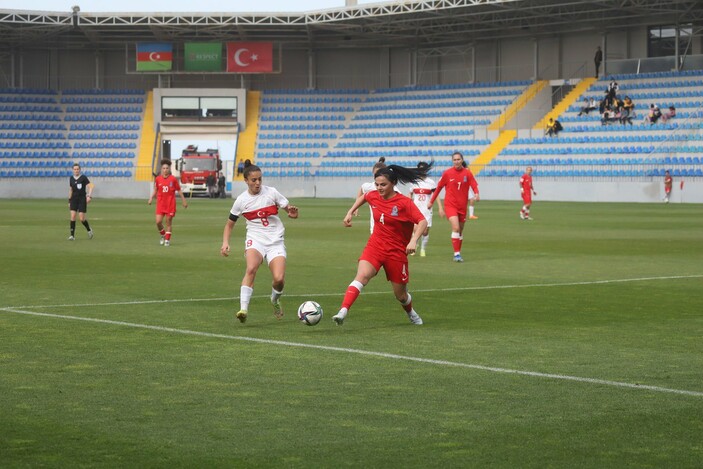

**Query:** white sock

left=421, top=234, right=429, bottom=250
left=271, top=287, right=283, bottom=303
left=240, top=285, right=253, bottom=311
left=522, top=205, right=527, bottom=212
left=337, top=307, right=349, bottom=318
left=350, top=280, right=364, bottom=291
left=401, top=293, right=412, bottom=306
left=469, top=205, right=474, bottom=217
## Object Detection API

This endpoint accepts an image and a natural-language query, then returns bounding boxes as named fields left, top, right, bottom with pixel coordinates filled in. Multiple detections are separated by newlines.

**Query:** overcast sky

left=0, top=0, right=387, bottom=13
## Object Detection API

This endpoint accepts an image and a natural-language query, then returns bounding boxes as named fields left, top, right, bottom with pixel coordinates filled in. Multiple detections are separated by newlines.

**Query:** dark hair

left=243, top=159, right=262, bottom=179
left=452, top=151, right=468, bottom=168
left=371, top=156, right=386, bottom=174
left=72, top=163, right=80, bottom=169
left=375, top=160, right=433, bottom=185
left=417, top=161, right=430, bottom=171
left=160, top=159, right=172, bottom=167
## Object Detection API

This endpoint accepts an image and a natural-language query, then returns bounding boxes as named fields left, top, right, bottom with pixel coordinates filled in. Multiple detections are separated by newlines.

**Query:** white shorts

left=245, top=238, right=287, bottom=264
left=419, top=208, right=433, bottom=227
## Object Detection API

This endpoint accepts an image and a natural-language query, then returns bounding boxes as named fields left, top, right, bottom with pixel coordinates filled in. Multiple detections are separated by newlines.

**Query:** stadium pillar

left=675, top=26, right=680, bottom=70
left=470, top=47, right=475, bottom=83
left=533, top=38, right=539, bottom=80
left=410, top=49, right=417, bottom=87
left=308, top=49, right=316, bottom=90
left=601, top=34, right=607, bottom=77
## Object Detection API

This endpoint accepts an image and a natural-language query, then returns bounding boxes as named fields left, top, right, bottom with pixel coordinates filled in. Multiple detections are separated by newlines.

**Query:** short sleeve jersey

left=410, top=177, right=437, bottom=219
left=360, top=181, right=400, bottom=233
left=69, top=175, right=90, bottom=199
left=155, top=174, right=181, bottom=210
left=230, top=185, right=289, bottom=245
left=520, top=173, right=533, bottom=192
left=365, top=191, right=425, bottom=262
left=664, top=175, right=673, bottom=190
left=430, top=167, right=478, bottom=210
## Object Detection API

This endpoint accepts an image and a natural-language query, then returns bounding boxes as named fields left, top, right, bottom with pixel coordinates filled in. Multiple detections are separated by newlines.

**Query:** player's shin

left=340, top=280, right=364, bottom=313
left=240, top=285, right=253, bottom=311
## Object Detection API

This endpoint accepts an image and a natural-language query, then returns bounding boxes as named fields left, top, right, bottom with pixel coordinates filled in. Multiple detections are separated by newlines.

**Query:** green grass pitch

left=1, top=197, right=702, bottom=467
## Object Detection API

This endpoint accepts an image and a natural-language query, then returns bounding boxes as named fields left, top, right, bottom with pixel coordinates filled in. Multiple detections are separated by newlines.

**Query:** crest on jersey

left=391, top=206, right=398, bottom=216
left=76, top=183, right=82, bottom=189
left=463, top=176, right=467, bottom=182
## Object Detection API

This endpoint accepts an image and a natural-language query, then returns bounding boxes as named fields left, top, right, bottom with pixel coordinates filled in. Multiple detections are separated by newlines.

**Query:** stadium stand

left=0, top=89, right=145, bottom=178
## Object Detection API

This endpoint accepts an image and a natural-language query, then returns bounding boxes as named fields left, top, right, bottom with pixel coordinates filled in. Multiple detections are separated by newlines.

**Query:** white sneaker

left=68, top=235, right=75, bottom=241
left=88, top=230, right=94, bottom=239
left=519, top=212, right=525, bottom=220
left=420, top=249, right=426, bottom=257
left=332, top=311, right=346, bottom=326
left=159, top=236, right=165, bottom=245
left=407, top=311, right=423, bottom=325
left=271, top=297, right=283, bottom=319
left=526, top=216, right=533, bottom=221
left=164, top=240, right=170, bottom=247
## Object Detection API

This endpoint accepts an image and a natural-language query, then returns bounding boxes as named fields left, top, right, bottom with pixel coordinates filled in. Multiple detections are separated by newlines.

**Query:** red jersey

left=520, top=173, right=533, bottom=192
left=365, top=191, right=425, bottom=262
left=429, top=166, right=479, bottom=210
left=155, top=174, right=181, bottom=213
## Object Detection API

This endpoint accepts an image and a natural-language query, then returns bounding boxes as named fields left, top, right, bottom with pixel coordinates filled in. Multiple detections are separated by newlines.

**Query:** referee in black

left=68, top=163, right=94, bottom=240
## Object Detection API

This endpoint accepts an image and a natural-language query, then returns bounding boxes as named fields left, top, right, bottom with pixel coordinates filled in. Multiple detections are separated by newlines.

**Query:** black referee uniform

left=69, top=174, right=93, bottom=239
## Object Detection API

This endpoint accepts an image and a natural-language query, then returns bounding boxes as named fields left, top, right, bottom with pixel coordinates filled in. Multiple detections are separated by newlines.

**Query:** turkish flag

left=226, top=42, right=273, bottom=73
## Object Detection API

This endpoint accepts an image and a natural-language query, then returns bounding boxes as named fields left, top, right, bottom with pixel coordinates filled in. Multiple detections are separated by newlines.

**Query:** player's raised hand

left=287, top=205, right=299, bottom=218
left=220, top=243, right=230, bottom=257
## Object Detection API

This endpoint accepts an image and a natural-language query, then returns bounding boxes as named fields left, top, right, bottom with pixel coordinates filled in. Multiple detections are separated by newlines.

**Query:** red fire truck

left=174, top=145, right=222, bottom=196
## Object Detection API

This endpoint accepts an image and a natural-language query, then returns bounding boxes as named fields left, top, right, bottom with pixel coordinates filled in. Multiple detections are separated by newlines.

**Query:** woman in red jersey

left=427, top=152, right=479, bottom=262
left=148, top=160, right=188, bottom=247
left=333, top=163, right=431, bottom=326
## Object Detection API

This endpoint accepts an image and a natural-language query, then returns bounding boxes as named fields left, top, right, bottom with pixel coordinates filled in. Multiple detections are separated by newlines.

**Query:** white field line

left=1, top=307, right=702, bottom=399
left=4, top=274, right=702, bottom=310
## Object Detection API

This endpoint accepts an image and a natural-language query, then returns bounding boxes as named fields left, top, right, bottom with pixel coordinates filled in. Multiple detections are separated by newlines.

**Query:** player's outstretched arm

left=221, top=219, right=236, bottom=257
left=147, top=184, right=156, bottom=205
left=407, top=219, right=428, bottom=254
left=285, top=205, right=299, bottom=219
left=179, top=191, right=189, bottom=208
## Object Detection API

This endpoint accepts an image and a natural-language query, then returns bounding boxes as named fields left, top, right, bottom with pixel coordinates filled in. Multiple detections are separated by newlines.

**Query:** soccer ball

left=297, top=301, right=323, bottom=326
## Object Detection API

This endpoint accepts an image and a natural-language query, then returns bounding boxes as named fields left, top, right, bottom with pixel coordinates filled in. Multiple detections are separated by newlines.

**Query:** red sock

left=401, top=296, right=413, bottom=313
left=341, top=285, right=361, bottom=310
left=451, top=237, right=462, bottom=253
left=159, top=229, right=166, bottom=236
left=165, top=232, right=172, bottom=241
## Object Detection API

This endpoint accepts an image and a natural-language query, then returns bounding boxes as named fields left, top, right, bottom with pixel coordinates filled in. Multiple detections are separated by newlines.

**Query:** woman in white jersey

left=353, top=157, right=401, bottom=233
left=409, top=161, right=438, bottom=257
left=220, top=160, right=299, bottom=323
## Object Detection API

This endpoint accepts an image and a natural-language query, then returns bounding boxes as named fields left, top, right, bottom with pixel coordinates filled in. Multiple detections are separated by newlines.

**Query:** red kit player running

left=220, top=160, right=299, bottom=323
left=427, top=152, right=479, bottom=262
left=519, top=166, right=537, bottom=220
left=333, top=163, right=431, bottom=326
left=148, top=159, right=188, bottom=246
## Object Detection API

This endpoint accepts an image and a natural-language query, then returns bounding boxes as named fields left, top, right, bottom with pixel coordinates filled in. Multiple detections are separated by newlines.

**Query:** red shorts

left=156, top=203, right=176, bottom=217
left=665, top=187, right=672, bottom=194
left=360, top=246, right=409, bottom=284
left=444, top=204, right=466, bottom=223
left=522, top=194, right=532, bottom=204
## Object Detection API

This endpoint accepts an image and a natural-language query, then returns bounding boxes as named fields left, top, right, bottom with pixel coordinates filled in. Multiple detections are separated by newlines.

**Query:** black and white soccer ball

left=297, top=301, right=323, bottom=326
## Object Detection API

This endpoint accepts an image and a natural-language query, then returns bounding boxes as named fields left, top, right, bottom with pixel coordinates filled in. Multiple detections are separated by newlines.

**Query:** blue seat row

left=258, top=142, right=328, bottom=149
left=562, top=123, right=702, bottom=133
left=61, top=97, right=144, bottom=104
left=259, top=124, right=345, bottom=131
left=360, top=100, right=510, bottom=112
left=0, top=105, right=62, bottom=112
left=261, top=105, right=354, bottom=113
left=257, top=151, right=321, bottom=158
left=336, top=139, right=488, bottom=148
left=62, top=89, right=145, bottom=95
left=502, top=146, right=703, bottom=156
left=0, top=132, right=65, bottom=139
left=353, top=110, right=498, bottom=120
left=374, top=80, right=531, bottom=94
left=0, top=169, right=134, bottom=178
left=260, top=115, right=346, bottom=122
left=604, top=69, right=703, bottom=81
left=258, top=133, right=336, bottom=140
left=341, top=129, right=473, bottom=139
left=68, top=132, right=139, bottom=140
left=560, top=112, right=703, bottom=122
left=0, top=151, right=71, bottom=158
left=513, top=135, right=703, bottom=145
left=72, top=151, right=135, bottom=158
left=327, top=149, right=481, bottom=157
left=568, top=101, right=702, bottom=113
left=265, top=88, right=366, bottom=95
left=257, top=161, right=312, bottom=168
left=0, top=96, right=57, bottom=104
left=70, top=123, right=140, bottom=131
left=0, top=122, right=66, bottom=130
left=72, top=161, right=134, bottom=168
left=492, top=156, right=702, bottom=166
left=0, top=141, right=70, bottom=149
left=65, top=106, right=142, bottom=113
left=0, top=114, right=61, bottom=121
left=0, top=160, right=74, bottom=168
left=347, top=119, right=491, bottom=129
left=0, top=88, right=56, bottom=95
left=64, top=115, right=141, bottom=122
left=365, top=89, right=522, bottom=103
left=73, top=142, right=137, bottom=149
left=262, top=97, right=363, bottom=104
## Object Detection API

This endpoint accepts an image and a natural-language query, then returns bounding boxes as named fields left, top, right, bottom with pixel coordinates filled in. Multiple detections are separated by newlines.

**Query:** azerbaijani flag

left=136, top=43, right=173, bottom=72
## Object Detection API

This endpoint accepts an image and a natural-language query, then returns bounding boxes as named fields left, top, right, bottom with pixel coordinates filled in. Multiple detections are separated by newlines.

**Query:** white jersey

left=230, top=185, right=289, bottom=245
left=410, top=177, right=437, bottom=225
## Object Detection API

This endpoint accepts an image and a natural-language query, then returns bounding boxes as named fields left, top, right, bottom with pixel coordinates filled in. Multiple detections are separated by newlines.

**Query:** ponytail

left=375, top=160, right=433, bottom=185
left=242, top=159, right=261, bottom=179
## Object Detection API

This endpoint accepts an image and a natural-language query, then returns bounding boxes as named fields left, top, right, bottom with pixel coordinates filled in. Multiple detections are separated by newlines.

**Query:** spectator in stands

left=601, top=107, right=614, bottom=125
left=645, top=104, right=662, bottom=124
left=218, top=171, right=226, bottom=198
left=237, top=159, right=245, bottom=177
left=663, top=170, right=673, bottom=203
left=620, top=96, right=635, bottom=125
left=207, top=173, right=217, bottom=198
left=661, top=106, right=676, bottom=123
left=578, top=98, right=597, bottom=116
left=594, top=46, right=603, bottom=78
left=545, top=118, right=562, bottom=137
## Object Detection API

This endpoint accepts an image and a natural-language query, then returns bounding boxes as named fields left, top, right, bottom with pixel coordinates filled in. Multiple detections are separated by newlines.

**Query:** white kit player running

left=220, top=160, right=299, bottom=323
left=409, top=161, right=438, bottom=257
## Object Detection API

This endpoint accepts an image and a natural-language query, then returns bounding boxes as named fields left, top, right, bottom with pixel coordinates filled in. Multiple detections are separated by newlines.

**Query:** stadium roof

left=1, top=0, right=702, bottom=50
